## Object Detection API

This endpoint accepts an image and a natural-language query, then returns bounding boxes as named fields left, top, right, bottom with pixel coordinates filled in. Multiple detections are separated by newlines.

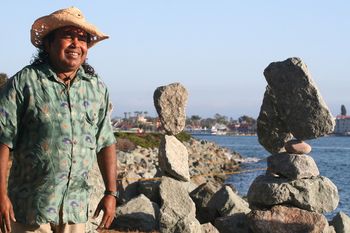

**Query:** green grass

left=114, top=131, right=192, bottom=148
left=175, top=131, right=192, bottom=142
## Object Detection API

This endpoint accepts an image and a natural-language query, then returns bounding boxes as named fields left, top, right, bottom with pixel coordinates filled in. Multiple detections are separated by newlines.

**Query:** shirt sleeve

left=0, top=76, right=24, bottom=149
left=95, top=87, right=116, bottom=153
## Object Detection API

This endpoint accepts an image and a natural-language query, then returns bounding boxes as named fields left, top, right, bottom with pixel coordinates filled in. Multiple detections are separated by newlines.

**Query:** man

left=0, top=7, right=117, bottom=233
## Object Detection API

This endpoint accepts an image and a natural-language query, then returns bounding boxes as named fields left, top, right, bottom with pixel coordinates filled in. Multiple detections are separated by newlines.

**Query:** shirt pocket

left=83, top=111, right=98, bottom=149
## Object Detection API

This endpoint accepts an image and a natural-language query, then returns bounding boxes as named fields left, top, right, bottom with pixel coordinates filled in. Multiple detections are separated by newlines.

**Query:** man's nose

left=71, top=37, right=80, bottom=46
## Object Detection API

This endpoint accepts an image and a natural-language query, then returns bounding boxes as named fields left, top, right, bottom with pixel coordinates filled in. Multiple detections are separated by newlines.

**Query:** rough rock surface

left=138, top=180, right=161, bottom=204
left=330, top=211, right=350, bottom=233
left=117, top=170, right=142, bottom=204
left=159, top=176, right=202, bottom=233
left=201, top=222, right=220, bottom=233
left=214, top=214, right=250, bottom=233
left=248, top=205, right=332, bottom=233
left=207, top=185, right=250, bottom=220
left=257, top=86, right=293, bottom=154
left=117, top=146, right=159, bottom=179
left=285, top=139, right=312, bottom=154
left=153, top=82, right=188, bottom=135
left=267, top=153, right=319, bottom=179
left=159, top=135, right=190, bottom=181
left=113, top=194, right=160, bottom=232
left=187, top=139, right=241, bottom=186
left=190, top=182, right=219, bottom=223
left=263, top=57, right=335, bottom=140
left=327, top=226, right=337, bottom=233
left=247, top=175, right=339, bottom=213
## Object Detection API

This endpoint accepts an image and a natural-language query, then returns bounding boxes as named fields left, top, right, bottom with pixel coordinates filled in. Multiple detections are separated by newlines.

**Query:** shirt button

left=73, top=140, right=77, bottom=145
left=73, top=160, right=76, bottom=163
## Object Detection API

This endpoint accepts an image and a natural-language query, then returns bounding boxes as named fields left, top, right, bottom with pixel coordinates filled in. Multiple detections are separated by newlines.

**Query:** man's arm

left=0, top=143, right=15, bottom=232
left=93, top=144, right=117, bottom=230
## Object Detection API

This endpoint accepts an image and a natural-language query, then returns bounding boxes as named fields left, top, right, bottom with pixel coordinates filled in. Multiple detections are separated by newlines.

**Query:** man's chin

left=65, top=62, right=83, bottom=71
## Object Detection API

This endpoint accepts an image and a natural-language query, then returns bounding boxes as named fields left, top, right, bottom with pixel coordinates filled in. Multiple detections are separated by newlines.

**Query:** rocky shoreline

left=117, top=137, right=242, bottom=189
left=86, top=136, right=243, bottom=232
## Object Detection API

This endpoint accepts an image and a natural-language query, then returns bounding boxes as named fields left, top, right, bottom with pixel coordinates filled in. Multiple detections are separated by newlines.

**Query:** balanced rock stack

left=247, top=57, right=339, bottom=233
left=153, top=83, right=203, bottom=232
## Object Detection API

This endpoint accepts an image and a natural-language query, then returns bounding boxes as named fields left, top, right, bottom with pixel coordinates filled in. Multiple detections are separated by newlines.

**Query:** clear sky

left=1, top=1, right=349, bottom=119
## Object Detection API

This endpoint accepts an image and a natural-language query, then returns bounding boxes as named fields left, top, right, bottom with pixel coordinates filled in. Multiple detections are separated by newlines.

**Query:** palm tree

left=341, top=105, right=347, bottom=116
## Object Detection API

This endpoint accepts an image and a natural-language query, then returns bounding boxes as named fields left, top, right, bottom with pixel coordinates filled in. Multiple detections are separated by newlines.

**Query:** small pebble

left=285, top=140, right=312, bottom=154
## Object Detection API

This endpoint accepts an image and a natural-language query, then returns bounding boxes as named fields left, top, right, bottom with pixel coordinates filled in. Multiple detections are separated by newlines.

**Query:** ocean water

left=193, top=135, right=350, bottom=218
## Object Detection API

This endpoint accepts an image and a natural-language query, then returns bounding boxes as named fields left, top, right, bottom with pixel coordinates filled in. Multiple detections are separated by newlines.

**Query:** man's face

left=45, top=26, right=89, bottom=73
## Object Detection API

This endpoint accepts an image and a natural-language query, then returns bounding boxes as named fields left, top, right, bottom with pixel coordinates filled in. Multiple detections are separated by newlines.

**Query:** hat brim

left=31, top=10, right=109, bottom=48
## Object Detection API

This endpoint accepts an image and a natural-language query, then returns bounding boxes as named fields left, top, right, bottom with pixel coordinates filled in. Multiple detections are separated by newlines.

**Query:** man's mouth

left=66, top=51, right=80, bottom=58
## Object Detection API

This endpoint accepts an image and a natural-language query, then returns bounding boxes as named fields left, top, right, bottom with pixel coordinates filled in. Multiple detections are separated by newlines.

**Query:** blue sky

left=1, top=1, right=349, bottom=119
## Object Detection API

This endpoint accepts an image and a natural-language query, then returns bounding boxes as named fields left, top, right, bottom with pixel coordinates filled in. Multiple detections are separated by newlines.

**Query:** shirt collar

left=38, top=63, right=92, bottom=82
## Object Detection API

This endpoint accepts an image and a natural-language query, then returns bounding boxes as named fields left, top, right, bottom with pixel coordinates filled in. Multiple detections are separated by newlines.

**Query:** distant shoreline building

left=334, top=115, right=350, bottom=135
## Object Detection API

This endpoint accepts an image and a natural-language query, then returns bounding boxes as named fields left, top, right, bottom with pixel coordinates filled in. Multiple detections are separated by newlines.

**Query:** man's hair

left=30, top=30, right=96, bottom=75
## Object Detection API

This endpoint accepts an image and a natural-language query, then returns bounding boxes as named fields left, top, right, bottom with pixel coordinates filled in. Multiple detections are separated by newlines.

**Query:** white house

left=334, top=115, right=350, bottom=135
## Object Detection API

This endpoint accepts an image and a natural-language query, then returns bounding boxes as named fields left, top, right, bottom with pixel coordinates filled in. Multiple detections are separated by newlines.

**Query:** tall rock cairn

left=247, top=57, right=339, bottom=233
left=153, top=83, right=202, bottom=233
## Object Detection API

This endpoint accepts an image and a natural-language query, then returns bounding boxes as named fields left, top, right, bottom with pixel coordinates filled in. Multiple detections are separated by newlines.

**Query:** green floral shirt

left=0, top=64, right=116, bottom=225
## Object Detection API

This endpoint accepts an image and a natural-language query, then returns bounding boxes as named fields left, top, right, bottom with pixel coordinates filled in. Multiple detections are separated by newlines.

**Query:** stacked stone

left=153, top=83, right=203, bottom=233
left=247, top=58, right=339, bottom=233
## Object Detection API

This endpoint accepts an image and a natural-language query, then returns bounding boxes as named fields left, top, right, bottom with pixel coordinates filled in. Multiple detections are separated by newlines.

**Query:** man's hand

left=93, top=195, right=116, bottom=230
left=0, top=194, right=15, bottom=233
left=95, top=144, right=117, bottom=230
left=0, top=144, right=15, bottom=233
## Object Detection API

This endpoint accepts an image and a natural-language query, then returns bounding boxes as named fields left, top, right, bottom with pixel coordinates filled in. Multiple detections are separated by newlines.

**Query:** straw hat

left=31, top=7, right=109, bottom=48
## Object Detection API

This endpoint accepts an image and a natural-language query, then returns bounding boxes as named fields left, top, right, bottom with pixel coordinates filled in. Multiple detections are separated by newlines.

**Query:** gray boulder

left=159, top=176, right=202, bottom=233
left=247, top=175, right=339, bottom=213
left=114, top=194, right=160, bottom=232
left=159, top=135, right=190, bottom=181
left=207, top=184, right=250, bottom=221
left=267, top=153, right=319, bottom=179
left=248, top=205, right=332, bottom=233
left=263, top=57, right=335, bottom=140
left=153, top=82, right=188, bottom=135
left=257, top=85, right=293, bottom=154
left=330, top=211, right=350, bottom=233
left=189, top=182, right=218, bottom=223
